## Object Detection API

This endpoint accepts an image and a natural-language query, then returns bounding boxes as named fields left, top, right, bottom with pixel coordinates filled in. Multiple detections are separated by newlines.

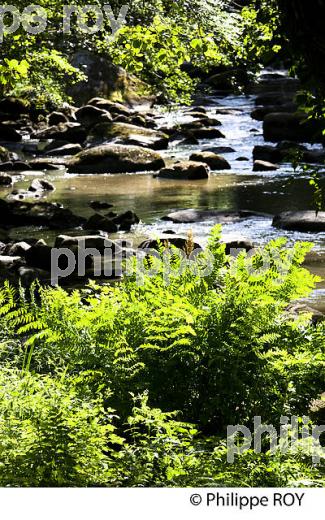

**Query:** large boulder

left=48, top=111, right=69, bottom=126
left=31, top=122, right=87, bottom=143
left=272, top=211, right=325, bottom=232
left=263, top=112, right=324, bottom=143
left=0, top=200, right=85, bottom=229
left=156, top=161, right=209, bottom=180
left=84, top=214, right=118, bottom=233
left=251, top=103, right=297, bottom=121
left=87, top=122, right=169, bottom=150
left=162, top=209, right=269, bottom=224
left=68, top=144, right=165, bottom=174
left=190, top=151, right=231, bottom=170
left=25, top=240, right=92, bottom=272
left=67, top=51, right=151, bottom=105
left=55, top=235, right=123, bottom=255
left=88, top=98, right=132, bottom=117
left=75, top=105, right=113, bottom=128
left=253, top=141, right=325, bottom=165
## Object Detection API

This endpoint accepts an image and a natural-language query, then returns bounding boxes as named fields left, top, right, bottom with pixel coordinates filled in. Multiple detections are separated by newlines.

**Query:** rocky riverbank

left=0, top=70, right=324, bottom=320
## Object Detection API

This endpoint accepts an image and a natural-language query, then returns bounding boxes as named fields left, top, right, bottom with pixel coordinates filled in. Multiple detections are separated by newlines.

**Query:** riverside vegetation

left=0, top=0, right=325, bottom=487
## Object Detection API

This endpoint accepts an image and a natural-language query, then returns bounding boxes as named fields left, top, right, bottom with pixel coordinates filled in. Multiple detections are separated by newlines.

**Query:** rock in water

left=68, top=144, right=165, bottom=174
left=156, top=161, right=209, bottom=180
left=162, top=209, right=269, bottom=224
left=253, top=160, right=279, bottom=172
left=0, top=200, right=85, bottom=229
left=272, top=211, right=325, bottom=232
left=190, top=152, right=231, bottom=170
left=75, top=105, right=113, bottom=128
left=87, top=122, right=169, bottom=150
left=263, top=112, right=324, bottom=143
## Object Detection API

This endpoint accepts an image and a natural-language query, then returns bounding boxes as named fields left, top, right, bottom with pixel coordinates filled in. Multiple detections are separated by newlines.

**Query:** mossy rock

left=87, top=122, right=169, bottom=150
left=68, top=144, right=165, bottom=174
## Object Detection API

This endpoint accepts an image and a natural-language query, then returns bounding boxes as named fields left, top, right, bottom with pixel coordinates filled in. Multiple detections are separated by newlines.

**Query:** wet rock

left=253, top=160, right=279, bottom=172
left=185, top=106, right=207, bottom=115
left=0, top=160, right=31, bottom=171
left=42, top=140, right=70, bottom=152
left=255, top=92, right=295, bottom=106
left=31, top=122, right=87, bottom=143
left=127, top=114, right=149, bottom=127
left=28, top=158, right=67, bottom=170
left=178, top=135, right=200, bottom=146
left=222, top=236, right=254, bottom=255
left=87, top=122, right=169, bottom=150
left=25, top=240, right=92, bottom=272
left=0, top=173, right=13, bottom=186
left=156, top=161, right=209, bottom=180
left=205, top=146, right=235, bottom=154
left=48, top=111, right=69, bottom=126
left=301, top=149, right=325, bottom=163
left=236, top=157, right=249, bottom=161
left=0, top=123, right=22, bottom=141
left=183, top=111, right=208, bottom=119
left=29, top=179, right=55, bottom=192
left=45, top=143, right=83, bottom=156
left=190, top=151, right=231, bottom=170
left=162, top=209, right=269, bottom=224
left=215, top=108, right=242, bottom=115
left=0, top=255, right=24, bottom=270
left=180, top=119, right=221, bottom=131
left=139, top=235, right=202, bottom=253
left=187, top=127, right=225, bottom=139
left=206, top=72, right=235, bottom=92
left=87, top=98, right=131, bottom=117
left=251, top=103, right=297, bottom=121
left=253, top=75, right=299, bottom=95
left=3, top=241, right=31, bottom=257
left=75, top=105, right=113, bottom=128
left=273, top=211, right=325, bottom=232
left=0, top=199, right=85, bottom=229
left=68, top=144, right=165, bottom=174
left=113, top=114, right=129, bottom=124
left=84, top=213, right=118, bottom=233
left=112, top=210, right=140, bottom=231
left=263, top=112, right=324, bottom=143
left=89, top=200, right=114, bottom=210
left=55, top=234, right=122, bottom=254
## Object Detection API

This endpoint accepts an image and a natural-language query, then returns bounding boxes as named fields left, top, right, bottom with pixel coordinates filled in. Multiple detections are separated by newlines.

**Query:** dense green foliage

left=0, top=227, right=324, bottom=486
left=0, top=1, right=281, bottom=104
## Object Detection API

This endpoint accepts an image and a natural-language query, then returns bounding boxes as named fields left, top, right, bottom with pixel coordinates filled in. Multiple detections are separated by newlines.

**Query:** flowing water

left=2, top=91, right=325, bottom=309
